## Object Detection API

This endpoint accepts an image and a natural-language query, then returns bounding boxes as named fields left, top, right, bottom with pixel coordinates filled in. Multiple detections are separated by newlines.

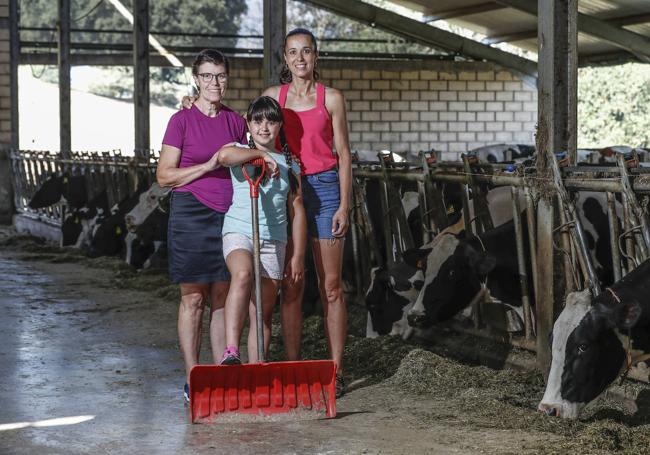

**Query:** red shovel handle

left=242, top=158, right=266, bottom=198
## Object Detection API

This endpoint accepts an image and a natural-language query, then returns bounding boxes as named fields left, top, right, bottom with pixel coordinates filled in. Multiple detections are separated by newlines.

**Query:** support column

left=536, top=0, right=578, bottom=375
left=133, top=0, right=150, bottom=158
left=0, top=0, right=17, bottom=223
left=263, top=0, right=286, bottom=87
left=58, top=0, right=71, bottom=157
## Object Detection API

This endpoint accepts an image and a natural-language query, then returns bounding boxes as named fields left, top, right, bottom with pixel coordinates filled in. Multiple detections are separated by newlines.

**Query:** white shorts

left=222, top=232, right=286, bottom=280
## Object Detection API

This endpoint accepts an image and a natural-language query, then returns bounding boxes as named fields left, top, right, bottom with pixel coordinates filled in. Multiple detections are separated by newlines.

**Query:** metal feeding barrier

left=8, top=149, right=159, bottom=226
left=349, top=149, right=650, bottom=368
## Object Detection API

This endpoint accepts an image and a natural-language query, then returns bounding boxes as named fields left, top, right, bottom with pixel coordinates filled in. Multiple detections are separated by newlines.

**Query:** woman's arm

left=217, top=146, right=279, bottom=177
left=285, top=178, right=306, bottom=283
left=156, top=144, right=219, bottom=188
left=327, top=87, right=352, bottom=237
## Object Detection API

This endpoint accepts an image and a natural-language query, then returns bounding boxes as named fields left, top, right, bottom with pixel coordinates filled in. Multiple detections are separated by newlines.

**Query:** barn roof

left=388, top=0, right=650, bottom=66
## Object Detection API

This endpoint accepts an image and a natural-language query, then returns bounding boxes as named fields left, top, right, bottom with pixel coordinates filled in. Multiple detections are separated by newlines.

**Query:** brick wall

left=227, top=57, right=537, bottom=161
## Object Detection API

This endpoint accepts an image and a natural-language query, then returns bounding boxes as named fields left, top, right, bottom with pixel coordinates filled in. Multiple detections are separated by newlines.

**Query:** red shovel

left=189, top=158, right=336, bottom=422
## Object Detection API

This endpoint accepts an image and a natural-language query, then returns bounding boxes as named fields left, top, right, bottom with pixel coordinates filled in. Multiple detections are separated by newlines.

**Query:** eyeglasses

left=197, top=72, right=229, bottom=83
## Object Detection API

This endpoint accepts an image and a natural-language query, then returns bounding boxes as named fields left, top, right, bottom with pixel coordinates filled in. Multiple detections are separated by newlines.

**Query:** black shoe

left=335, top=374, right=345, bottom=399
left=183, top=383, right=190, bottom=404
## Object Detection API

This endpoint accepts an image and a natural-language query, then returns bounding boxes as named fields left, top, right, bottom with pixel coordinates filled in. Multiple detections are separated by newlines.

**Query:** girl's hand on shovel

left=262, top=152, right=280, bottom=179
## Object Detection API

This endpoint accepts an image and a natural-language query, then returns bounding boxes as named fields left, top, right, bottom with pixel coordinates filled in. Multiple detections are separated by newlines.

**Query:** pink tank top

left=278, top=83, right=336, bottom=175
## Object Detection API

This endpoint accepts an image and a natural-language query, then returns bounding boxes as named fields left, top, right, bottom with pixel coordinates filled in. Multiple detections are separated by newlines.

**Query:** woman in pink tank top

left=263, top=28, right=352, bottom=398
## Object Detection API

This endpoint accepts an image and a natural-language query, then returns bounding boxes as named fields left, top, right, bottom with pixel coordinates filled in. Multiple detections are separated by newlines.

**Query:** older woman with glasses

left=157, top=49, right=247, bottom=403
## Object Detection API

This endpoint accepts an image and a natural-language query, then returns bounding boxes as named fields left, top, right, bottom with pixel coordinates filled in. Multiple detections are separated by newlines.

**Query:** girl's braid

left=279, top=127, right=298, bottom=193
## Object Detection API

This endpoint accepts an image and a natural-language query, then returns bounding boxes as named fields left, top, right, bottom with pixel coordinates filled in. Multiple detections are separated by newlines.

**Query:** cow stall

left=351, top=148, right=650, bottom=383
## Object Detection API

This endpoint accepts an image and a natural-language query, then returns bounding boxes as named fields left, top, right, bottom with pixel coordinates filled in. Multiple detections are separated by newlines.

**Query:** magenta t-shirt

left=162, top=104, right=247, bottom=213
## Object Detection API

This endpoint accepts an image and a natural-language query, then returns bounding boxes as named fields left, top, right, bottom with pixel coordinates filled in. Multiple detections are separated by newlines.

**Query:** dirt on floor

left=2, top=227, right=650, bottom=454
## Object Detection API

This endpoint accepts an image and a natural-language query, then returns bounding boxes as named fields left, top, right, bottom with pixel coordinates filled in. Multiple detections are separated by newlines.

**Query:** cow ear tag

left=63, top=176, right=69, bottom=184
left=115, top=226, right=122, bottom=235
left=75, top=217, right=79, bottom=224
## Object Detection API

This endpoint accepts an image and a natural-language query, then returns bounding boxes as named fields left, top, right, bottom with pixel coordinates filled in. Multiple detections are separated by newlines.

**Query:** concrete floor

left=0, top=245, right=566, bottom=455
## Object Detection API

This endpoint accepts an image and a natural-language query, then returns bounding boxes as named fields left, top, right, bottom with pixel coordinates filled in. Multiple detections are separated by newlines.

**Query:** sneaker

left=335, top=374, right=345, bottom=399
left=183, top=383, right=190, bottom=404
left=220, top=347, right=241, bottom=365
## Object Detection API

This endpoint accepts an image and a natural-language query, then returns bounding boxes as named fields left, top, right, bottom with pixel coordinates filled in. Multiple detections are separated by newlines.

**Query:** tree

left=20, top=0, right=247, bottom=107
left=578, top=63, right=650, bottom=148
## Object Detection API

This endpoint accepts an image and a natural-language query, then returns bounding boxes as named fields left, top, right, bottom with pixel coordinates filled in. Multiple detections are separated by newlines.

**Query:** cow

left=538, top=259, right=649, bottom=418
left=87, top=190, right=144, bottom=258
left=470, top=143, right=536, bottom=164
left=364, top=185, right=525, bottom=337
left=124, top=183, right=170, bottom=231
left=28, top=174, right=88, bottom=209
left=60, top=191, right=109, bottom=248
left=123, top=185, right=170, bottom=269
left=122, top=183, right=170, bottom=269
left=405, top=216, right=527, bottom=329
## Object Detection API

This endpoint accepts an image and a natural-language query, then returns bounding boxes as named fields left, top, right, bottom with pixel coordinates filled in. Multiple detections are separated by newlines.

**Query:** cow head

left=28, top=174, right=87, bottom=209
left=61, top=211, right=83, bottom=246
left=124, top=183, right=170, bottom=232
left=539, top=289, right=641, bottom=418
left=365, top=264, right=423, bottom=336
left=405, top=232, right=496, bottom=328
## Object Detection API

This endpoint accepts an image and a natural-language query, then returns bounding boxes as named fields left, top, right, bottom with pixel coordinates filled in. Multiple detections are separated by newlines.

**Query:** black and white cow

left=28, top=174, right=88, bottom=209
left=538, top=259, right=649, bottom=418
left=470, top=143, right=536, bottom=163
left=405, top=216, right=528, bottom=328
left=123, top=184, right=170, bottom=269
left=87, top=190, right=144, bottom=258
left=365, top=186, right=524, bottom=337
left=61, top=191, right=109, bottom=248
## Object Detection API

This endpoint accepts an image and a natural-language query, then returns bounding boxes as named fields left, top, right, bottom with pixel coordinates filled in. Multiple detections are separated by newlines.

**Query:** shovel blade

left=189, top=360, right=337, bottom=423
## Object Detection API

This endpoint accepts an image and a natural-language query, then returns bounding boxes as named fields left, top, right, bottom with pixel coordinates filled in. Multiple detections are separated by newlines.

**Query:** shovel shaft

left=252, top=199, right=265, bottom=362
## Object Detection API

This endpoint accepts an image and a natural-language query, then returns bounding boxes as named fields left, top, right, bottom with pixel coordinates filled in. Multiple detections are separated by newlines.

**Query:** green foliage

left=287, top=0, right=438, bottom=55
left=20, top=0, right=247, bottom=106
left=578, top=63, right=650, bottom=148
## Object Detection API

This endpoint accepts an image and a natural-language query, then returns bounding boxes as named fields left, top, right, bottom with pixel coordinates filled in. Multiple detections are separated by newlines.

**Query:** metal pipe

left=558, top=204, right=576, bottom=294
left=623, top=194, right=638, bottom=272
left=607, top=192, right=623, bottom=282
left=525, top=188, right=538, bottom=302
left=511, top=186, right=533, bottom=340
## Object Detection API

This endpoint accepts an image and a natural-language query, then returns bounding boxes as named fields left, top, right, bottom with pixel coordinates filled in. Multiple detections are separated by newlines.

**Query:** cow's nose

left=538, top=403, right=559, bottom=417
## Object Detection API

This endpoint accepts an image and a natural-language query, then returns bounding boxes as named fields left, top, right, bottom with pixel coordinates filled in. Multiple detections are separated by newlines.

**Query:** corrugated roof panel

left=386, top=0, right=650, bottom=65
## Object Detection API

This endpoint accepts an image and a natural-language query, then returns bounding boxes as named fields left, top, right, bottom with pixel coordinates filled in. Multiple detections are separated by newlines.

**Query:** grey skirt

left=167, top=191, right=230, bottom=284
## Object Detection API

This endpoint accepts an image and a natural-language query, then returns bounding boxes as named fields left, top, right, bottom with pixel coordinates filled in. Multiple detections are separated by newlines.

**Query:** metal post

left=606, top=192, right=622, bottom=282
left=525, top=187, right=538, bottom=299
left=616, top=153, right=650, bottom=258
left=58, top=0, right=71, bottom=157
left=263, top=0, right=286, bottom=87
left=536, top=0, right=578, bottom=375
left=511, top=186, right=533, bottom=340
left=557, top=202, right=576, bottom=294
left=133, top=0, right=150, bottom=158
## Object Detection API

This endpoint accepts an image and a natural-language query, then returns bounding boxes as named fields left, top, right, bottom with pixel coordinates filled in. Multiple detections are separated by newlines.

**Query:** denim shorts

left=301, top=169, right=341, bottom=239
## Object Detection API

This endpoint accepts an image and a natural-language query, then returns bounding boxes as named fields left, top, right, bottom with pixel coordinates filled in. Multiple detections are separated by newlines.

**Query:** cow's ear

left=465, top=244, right=496, bottom=276
left=594, top=293, right=642, bottom=330
left=402, top=248, right=431, bottom=269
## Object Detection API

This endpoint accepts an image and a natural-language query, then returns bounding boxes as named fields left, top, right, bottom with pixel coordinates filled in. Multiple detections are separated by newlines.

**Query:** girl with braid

left=216, top=96, right=306, bottom=364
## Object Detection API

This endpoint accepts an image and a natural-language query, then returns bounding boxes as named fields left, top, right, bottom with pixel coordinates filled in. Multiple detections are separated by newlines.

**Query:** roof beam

left=301, top=0, right=538, bottom=78
left=493, top=0, right=650, bottom=62
left=423, top=2, right=505, bottom=22
left=483, top=11, right=650, bottom=45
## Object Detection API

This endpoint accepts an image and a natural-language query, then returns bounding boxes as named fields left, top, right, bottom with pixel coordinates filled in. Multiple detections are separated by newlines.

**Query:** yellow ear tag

left=447, top=206, right=455, bottom=215
left=75, top=217, right=79, bottom=224
left=115, top=226, right=122, bottom=235
left=63, top=177, right=69, bottom=184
